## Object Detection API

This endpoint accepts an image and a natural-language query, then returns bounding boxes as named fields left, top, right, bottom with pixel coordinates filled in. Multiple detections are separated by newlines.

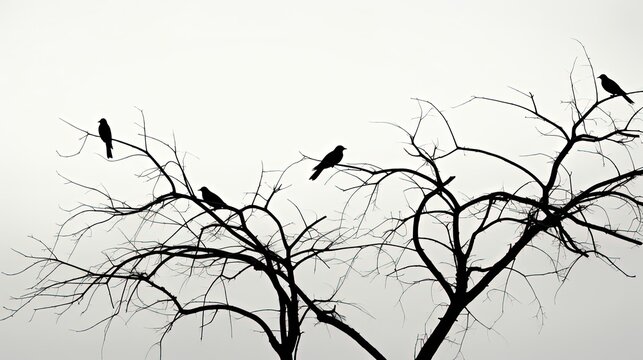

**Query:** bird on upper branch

left=598, top=74, right=634, bottom=104
left=310, top=145, right=346, bottom=181
left=98, top=118, right=113, bottom=158
left=198, top=186, right=227, bottom=209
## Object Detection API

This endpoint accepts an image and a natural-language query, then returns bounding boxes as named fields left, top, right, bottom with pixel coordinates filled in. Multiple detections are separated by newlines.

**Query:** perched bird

left=310, top=145, right=346, bottom=181
left=98, top=118, right=113, bottom=158
left=598, top=74, right=634, bottom=104
left=198, top=186, right=227, bottom=209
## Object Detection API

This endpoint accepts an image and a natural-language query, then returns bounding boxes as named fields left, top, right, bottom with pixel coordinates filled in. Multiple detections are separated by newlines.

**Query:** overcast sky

left=1, top=1, right=642, bottom=359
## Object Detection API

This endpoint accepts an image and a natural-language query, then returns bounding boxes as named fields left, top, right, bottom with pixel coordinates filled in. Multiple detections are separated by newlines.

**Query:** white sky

left=1, top=1, right=642, bottom=359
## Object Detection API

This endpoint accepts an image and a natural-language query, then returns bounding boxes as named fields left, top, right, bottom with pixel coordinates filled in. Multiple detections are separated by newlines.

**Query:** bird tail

left=106, top=144, right=113, bottom=159
left=624, top=94, right=635, bottom=104
left=309, top=169, right=322, bottom=181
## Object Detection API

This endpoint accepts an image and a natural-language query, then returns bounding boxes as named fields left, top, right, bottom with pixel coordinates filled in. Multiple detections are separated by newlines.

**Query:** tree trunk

left=415, top=302, right=463, bottom=360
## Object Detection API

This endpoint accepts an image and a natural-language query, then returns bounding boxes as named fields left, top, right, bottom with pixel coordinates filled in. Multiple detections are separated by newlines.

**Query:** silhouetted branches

left=7, top=49, right=643, bottom=360
left=336, top=50, right=642, bottom=359
left=8, top=116, right=386, bottom=360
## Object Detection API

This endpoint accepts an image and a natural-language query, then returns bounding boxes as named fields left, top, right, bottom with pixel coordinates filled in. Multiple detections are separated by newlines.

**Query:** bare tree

left=338, top=49, right=643, bottom=359
left=5, top=112, right=385, bottom=360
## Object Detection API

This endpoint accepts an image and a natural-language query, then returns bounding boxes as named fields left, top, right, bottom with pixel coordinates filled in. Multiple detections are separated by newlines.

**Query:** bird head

left=98, top=118, right=107, bottom=124
left=335, top=145, right=346, bottom=152
left=597, top=74, right=607, bottom=80
left=198, top=186, right=208, bottom=192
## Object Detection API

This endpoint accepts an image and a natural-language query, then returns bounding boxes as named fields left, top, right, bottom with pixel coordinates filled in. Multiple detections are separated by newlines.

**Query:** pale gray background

left=1, top=1, right=642, bottom=359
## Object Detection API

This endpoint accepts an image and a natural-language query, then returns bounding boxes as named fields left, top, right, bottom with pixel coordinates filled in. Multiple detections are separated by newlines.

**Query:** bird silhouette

left=310, top=145, right=346, bottom=181
left=98, top=118, right=113, bottom=158
left=598, top=74, right=634, bottom=104
left=198, top=186, right=227, bottom=209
